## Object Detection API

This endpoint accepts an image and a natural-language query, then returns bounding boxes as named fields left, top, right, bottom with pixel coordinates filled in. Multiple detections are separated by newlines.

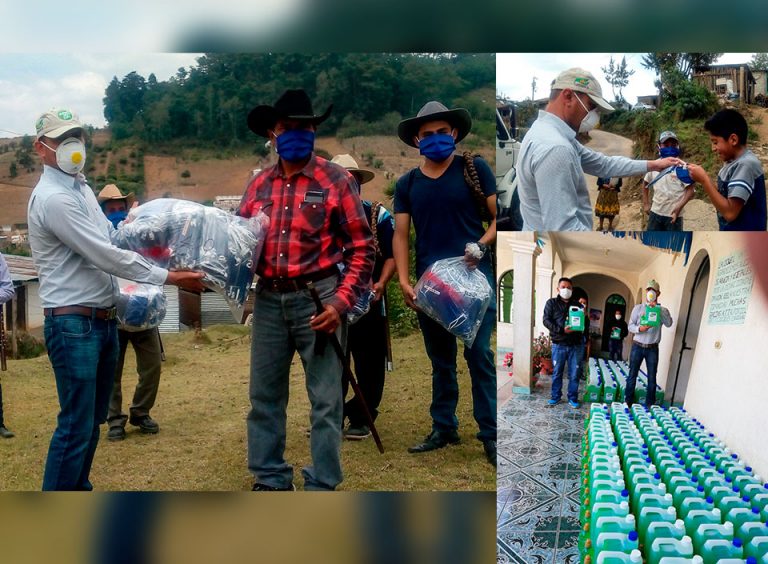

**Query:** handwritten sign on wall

left=708, top=250, right=754, bottom=325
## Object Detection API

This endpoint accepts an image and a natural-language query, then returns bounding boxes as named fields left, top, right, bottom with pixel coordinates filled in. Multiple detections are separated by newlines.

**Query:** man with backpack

left=392, top=101, right=497, bottom=465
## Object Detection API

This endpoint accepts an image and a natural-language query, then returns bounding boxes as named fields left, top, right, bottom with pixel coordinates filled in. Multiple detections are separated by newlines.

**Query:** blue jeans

left=42, top=314, right=119, bottom=491
left=609, top=339, right=623, bottom=362
left=416, top=298, right=496, bottom=442
left=647, top=211, right=683, bottom=231
left=551, top=343, right=582, bottom=403
left=626, top=343, right=659, bottom=407
left=247, top=275, right=344, bottom=491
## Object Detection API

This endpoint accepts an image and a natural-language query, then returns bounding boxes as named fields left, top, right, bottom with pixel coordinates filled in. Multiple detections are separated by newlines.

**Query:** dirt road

left=585, top=130, right=719, bottom=231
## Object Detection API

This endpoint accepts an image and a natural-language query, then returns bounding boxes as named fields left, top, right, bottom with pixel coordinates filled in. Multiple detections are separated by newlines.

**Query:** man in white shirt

left=517, top=68, right=683, bottom=231
left=28, top=108, right=204, bottom=490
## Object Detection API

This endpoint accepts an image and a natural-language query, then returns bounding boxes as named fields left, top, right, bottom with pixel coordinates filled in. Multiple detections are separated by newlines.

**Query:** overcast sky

left=0, top=54, right=201, bottom=138
left=497, top=53, right=754, bottom=105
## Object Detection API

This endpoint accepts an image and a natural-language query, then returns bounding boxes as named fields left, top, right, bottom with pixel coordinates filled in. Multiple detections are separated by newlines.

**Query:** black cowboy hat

left=397, top=101, right=472, bottom=148
left=247, top=89, right=333, bottom=138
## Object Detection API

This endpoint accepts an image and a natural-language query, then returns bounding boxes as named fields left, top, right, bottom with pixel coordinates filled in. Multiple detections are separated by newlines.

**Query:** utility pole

left=531, top=76, right=537, bottom=102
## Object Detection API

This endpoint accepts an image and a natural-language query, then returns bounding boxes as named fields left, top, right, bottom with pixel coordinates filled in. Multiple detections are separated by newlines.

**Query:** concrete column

left=509, top=235, right=541, bottom=394
left=535, top=266, right=554, bottom=338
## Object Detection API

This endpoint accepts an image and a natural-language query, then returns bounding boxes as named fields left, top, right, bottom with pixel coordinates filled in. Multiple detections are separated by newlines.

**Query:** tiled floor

left=497, top=373, right=587, bottom=564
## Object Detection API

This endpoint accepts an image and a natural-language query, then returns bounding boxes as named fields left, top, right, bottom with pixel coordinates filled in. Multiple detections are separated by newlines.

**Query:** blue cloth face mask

left=107, top=210, right=128, bottom=229
left=675, top=166, right=693, bottom=184
left=418, top=133, right=456, bottom=162
left=659, top=146, right=680, bottom=158
left=276, top=129, right=315, bottom=162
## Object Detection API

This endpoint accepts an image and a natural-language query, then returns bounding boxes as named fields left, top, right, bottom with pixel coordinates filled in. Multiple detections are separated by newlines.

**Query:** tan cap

left=646, top=279, right=660, bottom=292
left=552, top=68, right=614, bottom=112
left=97, top=184, right=135, bottom=208
left=35, top=108, right=84, bottom=140
left=330, top=154, right=375, bottom=185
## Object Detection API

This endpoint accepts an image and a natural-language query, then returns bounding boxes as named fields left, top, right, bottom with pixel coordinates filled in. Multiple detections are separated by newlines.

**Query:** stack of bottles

left=602, top=362, right=620, bottom=403
left=579, top=404, right=642, bottom=563
left=581, top=402, right=768, bottom=563
left=584, top=358, right=604, bottom=403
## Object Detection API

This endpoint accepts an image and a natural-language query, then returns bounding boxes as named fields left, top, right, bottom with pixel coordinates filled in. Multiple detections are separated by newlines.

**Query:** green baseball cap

left=551, top=68, right=614, bottom=112
left=35, top=108, right=84, bottom=140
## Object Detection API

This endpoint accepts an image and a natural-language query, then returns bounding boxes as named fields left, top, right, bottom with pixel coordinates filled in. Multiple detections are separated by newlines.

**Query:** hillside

left=0, top=130, right=493, bottom=228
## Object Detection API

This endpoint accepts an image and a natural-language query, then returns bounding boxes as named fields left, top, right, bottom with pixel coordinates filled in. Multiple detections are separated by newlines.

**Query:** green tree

left=749, top=53, right=768, bottom=71
left=9, top=161, right=17, bottom=178
left=601, top=55, right=635, bottom=103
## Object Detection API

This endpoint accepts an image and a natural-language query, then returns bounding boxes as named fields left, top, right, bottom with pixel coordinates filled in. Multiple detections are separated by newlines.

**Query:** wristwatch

left=477, top=242, right=489, bottom=257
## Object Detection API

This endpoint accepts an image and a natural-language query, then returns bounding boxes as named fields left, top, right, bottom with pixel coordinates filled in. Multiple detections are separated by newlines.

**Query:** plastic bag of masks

left=413, top=257, right=492, bottom=348
left=116, top=283, right=167, bottom=332
left=113, top=198, right=270, bottom=314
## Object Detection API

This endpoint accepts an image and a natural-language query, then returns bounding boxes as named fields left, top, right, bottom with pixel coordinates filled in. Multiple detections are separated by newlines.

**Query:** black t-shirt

left=394, top=155, right=496, bottom=277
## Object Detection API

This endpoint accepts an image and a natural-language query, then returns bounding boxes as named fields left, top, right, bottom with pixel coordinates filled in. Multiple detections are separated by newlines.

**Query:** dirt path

left=585, top=130, right=719, bottom=231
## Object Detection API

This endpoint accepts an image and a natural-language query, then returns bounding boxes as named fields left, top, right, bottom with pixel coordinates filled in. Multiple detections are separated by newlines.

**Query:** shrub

left=15, top=331, right=46, bottom=359
left=180, top=169, right=191, bottom=178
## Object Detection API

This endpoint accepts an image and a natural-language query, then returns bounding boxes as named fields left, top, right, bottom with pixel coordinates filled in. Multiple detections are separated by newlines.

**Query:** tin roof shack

left=693, top=64, right=756, bottom=104
left=3, top=254, right=41, bottom=358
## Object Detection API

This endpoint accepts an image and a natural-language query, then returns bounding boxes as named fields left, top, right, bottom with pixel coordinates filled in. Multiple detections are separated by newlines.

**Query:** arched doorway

left=665, top=251, right=711, bottom=406
left=601, top=294, right=627, bottom=353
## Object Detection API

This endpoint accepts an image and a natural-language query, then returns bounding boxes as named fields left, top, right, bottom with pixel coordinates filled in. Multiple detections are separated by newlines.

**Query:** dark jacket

left=607, top=318, right=629, bottom=340
left=543, top=296, right=583, bottom=346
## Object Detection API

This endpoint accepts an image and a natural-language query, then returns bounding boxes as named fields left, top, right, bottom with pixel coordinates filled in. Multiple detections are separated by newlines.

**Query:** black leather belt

left=258, top=267, right=338, bottom=293
left=44, top=306, right=117, bottom=320
left=632, top=341, right=659, bottom=349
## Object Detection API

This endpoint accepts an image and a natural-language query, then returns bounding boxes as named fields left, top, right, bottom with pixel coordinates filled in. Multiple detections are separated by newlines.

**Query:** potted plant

left=503, top=352, right=513, bottom=378
left=532, top=333, right=552, bottom=376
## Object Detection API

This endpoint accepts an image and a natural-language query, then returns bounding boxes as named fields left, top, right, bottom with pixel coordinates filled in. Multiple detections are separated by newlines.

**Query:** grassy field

left=0, top=325, right=495, bottom=491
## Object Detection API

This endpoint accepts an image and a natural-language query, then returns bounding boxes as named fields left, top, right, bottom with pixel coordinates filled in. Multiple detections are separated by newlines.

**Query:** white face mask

left=574, top=93, right=600, bottom=133
left=41, top=137, right=86, bottom=175
left=647, top=290, right=657, bottom=303
left=559, top=287, right=573, bottom=300
left=615, top=315, right=622, bottom=320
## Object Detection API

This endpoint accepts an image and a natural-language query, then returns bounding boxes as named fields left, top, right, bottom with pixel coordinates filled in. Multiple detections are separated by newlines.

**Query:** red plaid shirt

left=238, top=155, right=374, bottom=314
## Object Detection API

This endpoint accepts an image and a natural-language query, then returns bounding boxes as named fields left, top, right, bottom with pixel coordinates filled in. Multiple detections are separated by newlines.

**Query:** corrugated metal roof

left=3, top=254, right=38, bottom=282
left=201, top=292, right=238, bottom=327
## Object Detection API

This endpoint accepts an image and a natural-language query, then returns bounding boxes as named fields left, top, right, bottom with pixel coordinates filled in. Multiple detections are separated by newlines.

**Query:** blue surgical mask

left=276, top=129, right=315, bottom=162
left=418, top=133, right=456, bottom=162
left=659, top=146, right=680, bottom=158
left=107, top=210, right=128, bottom=229
left=675, top=166, right=693, bottom=185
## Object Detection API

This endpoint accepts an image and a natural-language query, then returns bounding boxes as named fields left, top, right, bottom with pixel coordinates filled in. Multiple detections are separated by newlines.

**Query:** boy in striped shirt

left=688, top=109, right=767, bottom=231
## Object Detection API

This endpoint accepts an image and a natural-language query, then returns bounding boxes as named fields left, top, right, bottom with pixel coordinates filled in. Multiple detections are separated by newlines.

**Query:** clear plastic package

left=348, top=289, right=377, bottom=325
left=116, top=283, right=167, bottom=332
left=413, top=257, right=492, bottom=348
left=113, top=198, right=269, bottom=314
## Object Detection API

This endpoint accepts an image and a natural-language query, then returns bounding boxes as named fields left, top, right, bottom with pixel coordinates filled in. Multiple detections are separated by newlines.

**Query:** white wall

left=675, top=233, right=768, bottom=477
left=630, top=232, right=768, bottom=476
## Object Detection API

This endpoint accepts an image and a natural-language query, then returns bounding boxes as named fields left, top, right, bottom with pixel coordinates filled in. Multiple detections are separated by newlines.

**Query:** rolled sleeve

left=661, top=306, right=673, bottom=327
